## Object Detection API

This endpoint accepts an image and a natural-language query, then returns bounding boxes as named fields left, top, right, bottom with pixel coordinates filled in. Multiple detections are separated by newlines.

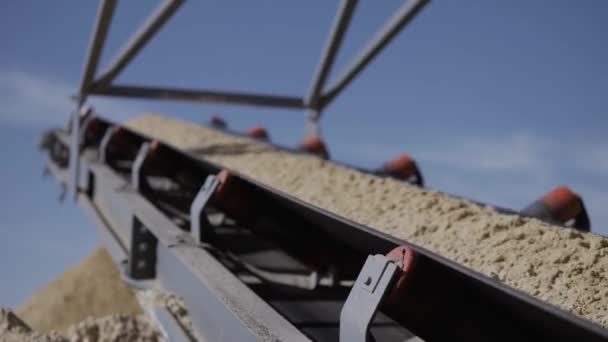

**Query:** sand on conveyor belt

left=18, top=247, right=142, bottom=333
left=125, top=113, right=608, bottom=327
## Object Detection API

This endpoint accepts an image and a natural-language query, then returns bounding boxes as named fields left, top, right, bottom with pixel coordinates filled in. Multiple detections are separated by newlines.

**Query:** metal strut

left=74, top=0, right=430, bottom=146
left=131, top=142, right=151, bottom=191
left=98, top=126, right=115, bottom=164
left=190, top=175, right=221, bottom=244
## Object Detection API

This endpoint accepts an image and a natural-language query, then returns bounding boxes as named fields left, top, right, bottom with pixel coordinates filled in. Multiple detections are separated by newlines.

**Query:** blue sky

left=0, top=1, right=606, bottom=308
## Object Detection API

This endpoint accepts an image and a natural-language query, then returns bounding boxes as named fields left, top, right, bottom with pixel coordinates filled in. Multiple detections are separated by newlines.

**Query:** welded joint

left=190, top=175, right=220, bottom=244
left=99, top=126, right=115, bottom=164
left=340, top=254, right=399, bottom=342
left=131, top=142, right=151, bottom=191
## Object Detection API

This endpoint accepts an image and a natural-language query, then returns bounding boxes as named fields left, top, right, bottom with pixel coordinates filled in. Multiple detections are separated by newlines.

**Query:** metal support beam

left=306, top=0, right=358, bottom=112
left=79, top=0, right=117, bottom=96
left=321, top=0, right=429, bottom=109
left=92, top=84, right=306, bottom=109
left=94, top=0, right=185, bottom=87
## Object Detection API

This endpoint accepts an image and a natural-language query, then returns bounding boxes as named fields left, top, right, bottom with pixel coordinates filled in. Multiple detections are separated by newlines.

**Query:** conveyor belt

left=166, top=129, right=608, bottom=342
left=47, top=117, right=608, bottom=341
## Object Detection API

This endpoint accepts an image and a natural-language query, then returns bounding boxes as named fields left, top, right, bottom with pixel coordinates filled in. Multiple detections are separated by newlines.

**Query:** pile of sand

left=0, top=308, right=65, bottom=342
left=0, top=308, right=161, bottom=342
left=12, top=246, right=198, bottom=341
left=126, top=114, right=608, bottom=327
left=18, top=247, right=142, bottom=333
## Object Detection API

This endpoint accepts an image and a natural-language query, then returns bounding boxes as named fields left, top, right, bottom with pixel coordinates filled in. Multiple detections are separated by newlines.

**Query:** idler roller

left=521, top=186, right=590, bottom=231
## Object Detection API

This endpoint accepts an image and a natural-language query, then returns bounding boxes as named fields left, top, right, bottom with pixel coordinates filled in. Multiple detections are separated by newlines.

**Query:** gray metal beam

left=320, top=0, right=429, bottom=109
left=306, top=0, right=358, bottom=112
left=94, top=0, right=185, bottom=87
left=92, top=84, right=306, bottom=109
left=76, top=157, right=311, bottom=341
left=79, top=0, right=118, bottom=96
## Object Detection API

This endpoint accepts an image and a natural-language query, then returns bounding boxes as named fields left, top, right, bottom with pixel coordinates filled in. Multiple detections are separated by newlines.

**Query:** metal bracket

left=190, top=175, right=220, bottom=243
left=99, top=126, right=115, bottom=164
left=340, top=254, right=399, bottom=342
left=132, top=142, right=151, bottom=191
left=128, top=216, right=158, bottom=279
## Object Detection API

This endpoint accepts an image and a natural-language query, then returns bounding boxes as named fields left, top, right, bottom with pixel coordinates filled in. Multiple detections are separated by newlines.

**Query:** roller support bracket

left=340, top=254, right=399, bottom=342
left=99, top=126, right=115, bottom=164
left=190, top=175, right=220, bottom=243
left=131, top=142, right=151, bottom=191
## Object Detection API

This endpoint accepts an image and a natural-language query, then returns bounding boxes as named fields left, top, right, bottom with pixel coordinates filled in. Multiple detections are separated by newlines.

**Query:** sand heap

left=126, top=114, right=608, bottom=327
left=17, top=247, right=142, bottom=333
left=0, top=308, right=65, bottom=342
left=0, top=308, right=160, bottom=342
left=10, top=246, right=198, bottom=341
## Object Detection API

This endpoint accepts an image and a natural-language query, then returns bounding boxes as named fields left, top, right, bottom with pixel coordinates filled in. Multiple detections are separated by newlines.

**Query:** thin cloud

left=334, top=133, right=549, bottom=174
left=418, top=133, right=545, bottom=172
left=0, top=68, right=141, bottom=127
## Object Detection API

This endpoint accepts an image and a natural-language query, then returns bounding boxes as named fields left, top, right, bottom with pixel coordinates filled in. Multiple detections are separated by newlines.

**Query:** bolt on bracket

left=128, top=216, right=158, bottom=280
left=340, top=254, right=399, bottom=342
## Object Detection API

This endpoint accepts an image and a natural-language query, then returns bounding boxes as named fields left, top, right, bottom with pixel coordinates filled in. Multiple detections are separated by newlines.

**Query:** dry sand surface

left=126, top=113, right=608, bottom=327
left=0, top=308, right=161, bottom=342
left=18, top=247, right=142, bottom=333
left=9, top=246, right=196, bottom=341
left=5, top=246, right=170, bottom=341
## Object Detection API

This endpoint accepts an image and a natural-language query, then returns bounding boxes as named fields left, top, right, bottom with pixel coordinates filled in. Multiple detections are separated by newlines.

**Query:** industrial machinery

left=41, top=0, right=605, bottom=341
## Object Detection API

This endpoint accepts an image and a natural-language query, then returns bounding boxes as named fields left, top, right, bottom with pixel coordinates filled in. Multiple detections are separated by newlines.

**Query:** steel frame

left=70, top=0, right=429, bottom=197
left=49, top=148, right=312, bottom=341
left=47, top=116, right=608, bottom=341
left=75, top=0, right=430, bottom=120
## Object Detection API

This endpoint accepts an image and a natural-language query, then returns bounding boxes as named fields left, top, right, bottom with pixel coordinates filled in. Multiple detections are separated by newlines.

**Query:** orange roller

left=299, top=135, right=329, bottom=159
left=380, top=154, right=423, bottom=186
left=384, top=246, right=418, bottom=306
left=246, top=126, right=269, bottom=140
left=540, top=186, right=583, bottom=223
left=210, top=170, right=258, bottom=224
left=384, top=154, right=417, bottom=179
left=522, top=186, right=590, bottom=231
left=143, top=140, right=166, bottom=170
